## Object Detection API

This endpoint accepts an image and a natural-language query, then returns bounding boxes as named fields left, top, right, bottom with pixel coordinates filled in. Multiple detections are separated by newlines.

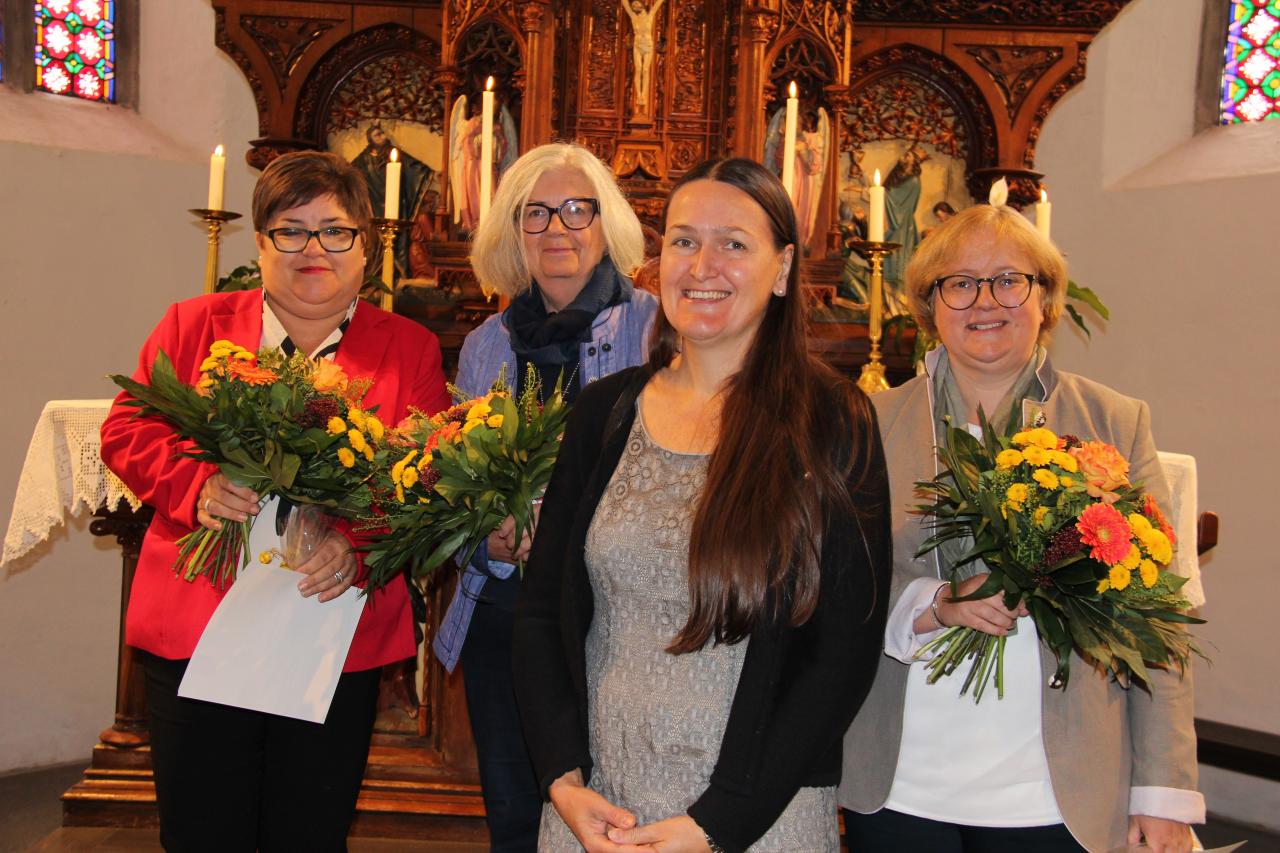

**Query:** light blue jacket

left=432, top=286, right=660, bottom=671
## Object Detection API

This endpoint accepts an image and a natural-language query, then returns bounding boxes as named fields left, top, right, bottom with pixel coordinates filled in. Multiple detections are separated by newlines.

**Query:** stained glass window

left=35, top=0, right=115, bottom=102
left=1222, top=1, right=1280, bottom=123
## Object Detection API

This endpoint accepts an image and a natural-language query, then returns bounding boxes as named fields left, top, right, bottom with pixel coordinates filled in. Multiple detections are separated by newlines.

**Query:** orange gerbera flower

left=1076, top=502, right=1133, bottom=566
left=226, top=359, right=279, bottom=386
left=436, top=421, right=462, bottom=445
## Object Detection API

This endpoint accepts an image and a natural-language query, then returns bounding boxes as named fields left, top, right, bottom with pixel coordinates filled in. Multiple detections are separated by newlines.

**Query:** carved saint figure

left=350, top=123, right=436, bottom=277
left=763, top=104, right=831, bottom=248
left=622, top=0, right=665, bottom=115
left=448, top=95, right=519, bottom=232
left=883, top=143, right=929, bottom=286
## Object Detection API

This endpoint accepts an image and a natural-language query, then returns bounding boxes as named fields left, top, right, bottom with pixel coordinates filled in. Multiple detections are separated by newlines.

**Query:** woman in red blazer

left=101, top=151, right=450, bottom=852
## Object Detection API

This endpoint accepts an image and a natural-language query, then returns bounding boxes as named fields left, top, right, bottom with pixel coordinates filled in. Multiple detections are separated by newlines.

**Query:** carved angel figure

left=764, top=104, right=831, bottom=247
left=448, top=95, right=518, bottom=232
left=622, top=0, right=665, bottom=115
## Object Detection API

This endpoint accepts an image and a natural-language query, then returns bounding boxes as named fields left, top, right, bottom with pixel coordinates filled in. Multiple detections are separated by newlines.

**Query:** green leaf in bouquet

left=948, top=572, right=1005, bottom=602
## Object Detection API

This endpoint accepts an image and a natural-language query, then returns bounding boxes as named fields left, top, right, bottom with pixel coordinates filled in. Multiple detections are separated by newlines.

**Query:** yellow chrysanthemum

left=337, top=447, right=356, bottom=468
left=401, top=466, right=419, bottom=488
left=1059, top=476, right=1076, bottom=489
left=996, top=449, right=1024, bottom=470
left=1011, top=430, right=1032, bottom=447
left=1097, top=578, right=1111, bottom=594
left=1032, top=468, right=1060, bottom=490
left=1140, top=528, right=1173, bottom=565
left=210, top=339, right=236, bottom=351
left=1033, top=506, right=1051, bottom=527
left=1022, top=444, right=1051, bottom=467
left=391, top=450, right=419, bottom=486
left=1139, top=559, right=1159, bottom=589
left=199, top=356, right=222, bottom=372
left=347, top=407, right=367, bottom=431
left=1119, top=544, right=1142, bottom=571
left=327, top=417, right=347, bottom=436
left=1050, top=450, right=1078, bottom=472
left=1005, top=483, right=1029, bottom=511
left=197, top=378, right=215, bottom=389
left=1128, top=513, right=1153, bottom=536
left=417, top=452, right=434, bottom=472
left=1108, top=565, right=1132, bottom=591
left=1025, top=427, right=1059, bottom=449
left=366, top=415, right=385, bottom=442
left=486, top=414, right=504, bottom=428
left=259, top=551, right=273, bottom=564
left=396, top=484, right=406, bottom=503
left=462, top=419, right=484, bottom=433
left=347, top=429, right=368, bottom=453
left=362, top=444, right=375, bottom=462
left=466, top=402, right=493, bottom=421
left=233, top=351, right=255, bottom=361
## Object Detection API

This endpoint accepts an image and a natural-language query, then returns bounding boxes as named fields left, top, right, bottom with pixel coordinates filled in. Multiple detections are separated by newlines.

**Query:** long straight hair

left=651, top=158, right=877, bottom=653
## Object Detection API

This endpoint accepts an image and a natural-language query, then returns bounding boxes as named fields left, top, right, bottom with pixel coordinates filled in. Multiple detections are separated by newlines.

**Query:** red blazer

left=101, top=289, right=452, bottom=671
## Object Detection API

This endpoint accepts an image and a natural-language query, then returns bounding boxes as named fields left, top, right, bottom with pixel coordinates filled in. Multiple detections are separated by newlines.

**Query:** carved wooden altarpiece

left=63, top=0, right=1129, bottom=841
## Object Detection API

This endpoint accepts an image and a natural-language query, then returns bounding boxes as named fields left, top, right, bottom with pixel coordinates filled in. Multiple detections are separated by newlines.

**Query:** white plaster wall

left=1038, top=0, right=1280, bottom=830
left=0, top=0, right=258, bottom=772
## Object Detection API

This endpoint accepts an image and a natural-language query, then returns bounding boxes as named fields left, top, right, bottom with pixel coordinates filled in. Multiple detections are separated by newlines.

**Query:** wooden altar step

left=60, top=743, right=488, bottom=842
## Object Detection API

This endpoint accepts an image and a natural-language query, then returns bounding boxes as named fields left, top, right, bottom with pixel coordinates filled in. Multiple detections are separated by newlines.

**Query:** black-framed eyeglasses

left=264, top=226, right=361, bottom=253
left=932, top=272, right=1040, bottom=310
left=520, top=198, right=599, bottom=234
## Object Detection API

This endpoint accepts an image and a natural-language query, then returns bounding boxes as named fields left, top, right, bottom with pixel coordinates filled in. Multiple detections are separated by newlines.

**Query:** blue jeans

left=461, top=573, right=542, bottom=852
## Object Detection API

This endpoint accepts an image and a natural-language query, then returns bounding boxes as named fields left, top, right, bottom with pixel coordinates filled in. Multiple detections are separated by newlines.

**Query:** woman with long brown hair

left=512, top=157, right=891, bottom=852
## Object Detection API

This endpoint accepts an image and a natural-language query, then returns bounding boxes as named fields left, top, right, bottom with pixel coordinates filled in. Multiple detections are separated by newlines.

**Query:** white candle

left=479, top=77, right=495, bottom=226
left=385, top=148, right=402, bottom=219
left=207, top=145, right=225, bottom=210
left=781, top=81, right=798, bottom=197
left=868, top=169, right=885, bottom=243
left=1035, top=188, right=1052, bottom=239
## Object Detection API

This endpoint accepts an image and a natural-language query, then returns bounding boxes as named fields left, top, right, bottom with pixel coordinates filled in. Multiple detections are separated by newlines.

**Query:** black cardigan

left=511, top=366, right=892, bottom=853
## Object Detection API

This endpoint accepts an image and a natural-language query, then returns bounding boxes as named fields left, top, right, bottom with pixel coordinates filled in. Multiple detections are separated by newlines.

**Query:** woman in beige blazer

left=839, top=204, right=1201, bottom=853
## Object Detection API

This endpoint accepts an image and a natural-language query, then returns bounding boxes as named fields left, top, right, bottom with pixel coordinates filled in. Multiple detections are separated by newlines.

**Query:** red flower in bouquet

left=1076, top=502, right=1132, bottom=566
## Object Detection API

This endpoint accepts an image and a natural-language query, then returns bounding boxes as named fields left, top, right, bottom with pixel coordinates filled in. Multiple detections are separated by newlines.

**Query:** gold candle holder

left=372, top=217, right=410, bottom=311
left=189, top=209, right=242, bottom=295
left=847, top=240, right=901, bottom=395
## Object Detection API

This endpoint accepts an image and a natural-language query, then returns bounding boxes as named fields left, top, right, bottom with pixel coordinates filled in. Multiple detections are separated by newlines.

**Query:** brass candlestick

left=189, top=209, right=242, bottom=295
left=847, top=240, right=901, bottom=395
left=372, top=217, right=410, bottom=311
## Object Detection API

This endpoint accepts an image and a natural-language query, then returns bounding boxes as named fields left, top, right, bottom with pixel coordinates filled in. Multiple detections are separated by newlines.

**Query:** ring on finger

left=203, top=497, right=213, bottom=514
left=333, top=569, right=345, bottom=584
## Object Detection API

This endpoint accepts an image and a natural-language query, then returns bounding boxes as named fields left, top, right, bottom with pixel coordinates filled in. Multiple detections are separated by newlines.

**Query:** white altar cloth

left=2, top=400, right=140, bottom=566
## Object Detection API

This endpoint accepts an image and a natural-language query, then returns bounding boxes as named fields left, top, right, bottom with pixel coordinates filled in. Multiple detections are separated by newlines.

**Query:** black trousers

left=141, top=650, right=382, bottom=853
left=460, top=573, right=542, bottom=852
left=844, top=808, right=1087, bottom=853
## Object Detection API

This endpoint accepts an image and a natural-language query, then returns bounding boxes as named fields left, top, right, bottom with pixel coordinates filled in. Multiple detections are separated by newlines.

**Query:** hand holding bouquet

left=110, top=341, right=382, bottom=586
left=915, top=414, right=1203, bottom=702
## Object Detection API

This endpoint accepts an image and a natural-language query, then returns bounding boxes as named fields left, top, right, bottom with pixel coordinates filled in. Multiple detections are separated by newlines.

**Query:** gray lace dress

left=537, top=414, right=838, bottom=852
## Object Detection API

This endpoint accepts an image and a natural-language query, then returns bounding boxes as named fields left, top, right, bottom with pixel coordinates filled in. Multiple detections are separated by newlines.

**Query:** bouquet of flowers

left=915, top=415, right=1203, bottom=702
left=344, top=365, right=569, bottom=590
left=110, top=341, right=383, bottom=586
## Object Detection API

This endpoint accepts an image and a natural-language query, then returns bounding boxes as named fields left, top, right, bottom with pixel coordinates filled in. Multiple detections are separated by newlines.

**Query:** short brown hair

left=252, top=150, right=373, bottom=241
left=904, top=204, right=1067, bottom=342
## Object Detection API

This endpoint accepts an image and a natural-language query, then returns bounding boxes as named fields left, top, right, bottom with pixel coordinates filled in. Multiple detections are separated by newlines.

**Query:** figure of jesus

left=622, top=0, right=664, bottom=116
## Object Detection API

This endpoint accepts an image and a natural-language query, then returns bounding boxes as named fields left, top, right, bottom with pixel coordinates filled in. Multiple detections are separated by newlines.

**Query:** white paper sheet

left=178, top=499, right=364, bottom=723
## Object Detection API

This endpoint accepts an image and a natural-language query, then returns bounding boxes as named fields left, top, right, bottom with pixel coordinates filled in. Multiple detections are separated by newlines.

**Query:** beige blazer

left=838, top=354, right=1198, bottom=853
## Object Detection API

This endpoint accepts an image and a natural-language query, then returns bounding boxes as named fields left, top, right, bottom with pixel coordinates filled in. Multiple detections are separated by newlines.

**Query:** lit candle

left=868, top=169, right=885, bottom=243
left=479, top=77, right=495, bottom=226
left=1036, top=188, right=1052, bottom=239
left=385, top=148, right=402, bottom=219
left=781, top=81, right=798, bottom=197
left=207, top=145, right=225, bottom=210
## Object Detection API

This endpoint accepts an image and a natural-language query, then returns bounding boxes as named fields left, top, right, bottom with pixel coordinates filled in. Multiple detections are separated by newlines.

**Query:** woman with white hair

left=432, top=142, right=658, bottom=851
